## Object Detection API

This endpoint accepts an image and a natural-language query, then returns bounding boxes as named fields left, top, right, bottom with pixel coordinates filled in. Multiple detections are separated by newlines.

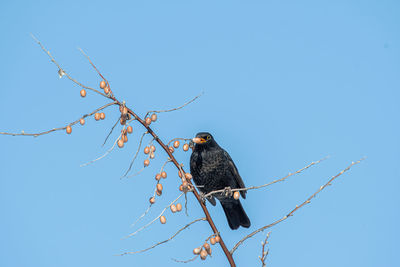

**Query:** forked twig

left=118, top=218, right=207, bottom=256
left=230, top=158, right=365, bottom=254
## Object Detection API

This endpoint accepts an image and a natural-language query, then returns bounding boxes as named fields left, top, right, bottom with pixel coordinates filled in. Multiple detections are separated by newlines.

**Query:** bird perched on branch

left=190, top=132, right=250, bottom=230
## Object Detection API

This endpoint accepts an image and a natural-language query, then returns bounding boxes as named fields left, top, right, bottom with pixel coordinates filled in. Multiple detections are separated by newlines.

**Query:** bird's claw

left=223, top=187, right=233, bottom=197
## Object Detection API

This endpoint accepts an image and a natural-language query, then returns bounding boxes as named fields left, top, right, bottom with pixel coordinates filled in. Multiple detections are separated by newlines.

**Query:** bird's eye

left=207, top=135, right=211, bottom=140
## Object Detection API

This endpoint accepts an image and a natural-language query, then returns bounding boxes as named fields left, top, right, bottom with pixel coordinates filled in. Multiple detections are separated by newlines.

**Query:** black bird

left=190, top=132, right=250, bottom=230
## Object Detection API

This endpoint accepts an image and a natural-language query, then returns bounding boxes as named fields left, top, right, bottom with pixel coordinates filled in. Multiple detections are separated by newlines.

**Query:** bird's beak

left=192, top=137, right=206, bottom=144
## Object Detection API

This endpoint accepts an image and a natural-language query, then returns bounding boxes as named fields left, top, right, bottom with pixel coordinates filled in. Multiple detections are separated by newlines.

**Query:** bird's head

left=192, top=132, right=217, bottom=147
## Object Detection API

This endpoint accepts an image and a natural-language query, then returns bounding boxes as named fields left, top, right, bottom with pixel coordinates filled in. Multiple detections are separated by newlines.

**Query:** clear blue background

left=1, top=1, right=399, bottom=266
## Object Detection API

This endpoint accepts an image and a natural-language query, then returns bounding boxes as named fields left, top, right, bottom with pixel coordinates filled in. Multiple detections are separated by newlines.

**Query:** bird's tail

left=221, top=200, right=251, bottom=230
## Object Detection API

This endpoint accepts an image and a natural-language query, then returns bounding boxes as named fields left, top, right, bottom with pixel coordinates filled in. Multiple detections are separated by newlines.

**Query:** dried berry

left=210, top=237, right=216, bottom=245
left=150, top=152, right=155, bottom=159
left=66, top=126, right=72, bottom=134
left=127, top=125, right=133, bottom=134
left=173, top=140, right=180, bottom=148
left=104, top=86, right=110, bottom=94
left=151, top=113, right=157, bottom=122
left=149, top=197, right=155, bottom=204
left=144, top=159, right=150, bottom=167
left=161, top=171, right=167, bottom=179
left=79, top=118, right=85, bottom=125
left=155, top=173, right=161, bottom=181
left=183, top=143, right=189, bottom=151
left=145, top=117, right=152, bottom=126
left=144, top=146, right=150, bottom=154
left=100, top=80, right=106, bottom=89
left=160, top=216, right=166, bottom=224
left=80, top=89, right=86, bottom=97
left=193, top=247, right=201, bottom=255
left=185, top=173, right=192, bottom=180
left=156, top=190, right=162, bottom=196
left=120, top=117, right=126, bottom=125
left=169, top=146, right=174, bottom=153
left=204, top=243, right=211, bottom=255
left=200, top=249, right=207, bottom=260
left=215, top=236, right=221, bottom=243
left=170, top=204, right=177, bottom=213
left=156, top=183, right=163, bottom=192
left=117, top=139, right=124, bottom=148
left=100, top=112, right=105, bottom=120
left=150, top=145, right=156, bottom=152
left=233, top=191, right=240, bottom=200
left=176, top=203, right=182, bottom=212
left=94, top=113, right=101, bottom=121
left=123, top=134, right=128, bottom=143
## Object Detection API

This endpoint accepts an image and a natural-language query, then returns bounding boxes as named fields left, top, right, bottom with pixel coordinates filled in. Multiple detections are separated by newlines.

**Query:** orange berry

left=122, top=106, right=128, bottom=115
left=210, top=237, right=216, bottom=245
left=204, top=243, right=211, bottom=255
left=100, top=80, right=106, bottom=89
left=193, top=247, right=201, bottom=255
left=144, top=159, right=150, bottom=167
left=80, top=89, right=86, bottom=97
left=156, top=190, right=162, bottom=196
left=127, top=125, right=133, bottom=134
left=150, top=152, right=155, bottom=159
left=178, top=170, right=183, bottom=178
left=179, top=184, right=183, bottom=192
left=176, top=203, right=182, bottom=212
left=94, top=113, right=101, bottom=121
left=170, top=204, right=177, bottom=213
left=149, top=197, right=155, bottom=204
left=160, top=216, right=166, bottom=224
left=233, top=191, right=240, bottom=200
left=117, top=139, right=124, bottom=148
left=145, top=117, right=152, bottom=126
left=185, top=173, right=192, bottom=180
left=79, top=118, right=85, bottom=125
left=200, top=249, right=207, bottom=260
left=183, top=143, right=189, bottom=151
left=100, top=112, right=105, bottom=120
left=156, top=183, right=163, bottom=192
left=123, top=134, right=128, bottom=143
left=66, top=125, right=72, bottom=134
left=150, top=145, right=156, bottom=152
left=104, top=86, right=110, bottom=94
left=155, top=174, right=161, bottom=181
left=120, top=117, right=126, bottom=125
left=151, top=113, right=157, bottom=122
left=215, top=236, right=221, bottom=243
left=169, top=146, right=174, bottom=153
left=161, top=171, right=167, bottom=179
left=144, top=146, right=150, bottom=154
left=173, top=140, right=180, bottom=148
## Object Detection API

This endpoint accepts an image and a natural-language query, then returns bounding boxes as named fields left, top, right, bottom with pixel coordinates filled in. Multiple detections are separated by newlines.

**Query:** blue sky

left=1, top=1, right=399, bottom=266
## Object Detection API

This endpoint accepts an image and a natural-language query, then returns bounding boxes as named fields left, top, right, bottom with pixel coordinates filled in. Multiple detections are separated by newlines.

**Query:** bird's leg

left=223, top=187, right=233, bottom=197
left=198, top=191, right=207, bottom=205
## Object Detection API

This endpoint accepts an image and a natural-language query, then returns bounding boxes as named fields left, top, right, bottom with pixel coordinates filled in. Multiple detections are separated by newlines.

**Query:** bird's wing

left=223, top=150, right=247, bottom=198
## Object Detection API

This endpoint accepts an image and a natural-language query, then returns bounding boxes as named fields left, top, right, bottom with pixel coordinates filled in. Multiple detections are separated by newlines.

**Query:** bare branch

left=124, top=193, right=184, bottom=239
left=30, top=34, right=108, bottom=98
left=102, top=118, right=120, bottom=147
left=121, top=131, right=149, bottom=177
left=259, top=232, right=271, bottom=267
left=145, top=93, right=203, bottom=118
left=230, top=158, right=365, bottom=254
left=117, top=218, right=207, bottom=256
left=203, top=157, right=328, bottom=199
left=0, top=101, right=116, bottom=137
left=172, top=255, right=199, bottom=263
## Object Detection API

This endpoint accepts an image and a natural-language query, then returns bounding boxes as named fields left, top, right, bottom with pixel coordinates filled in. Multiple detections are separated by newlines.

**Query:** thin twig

left=203, top=157, right=328, bottom=199
left=145, top=93, right=203, bottom=118
left=0, top=102, right=116, bottom=137
left=230, top=158, right=365, bottom=254
left=167, top=137, right=192, bottom=147
left=117, top=218, right=207, bottom=256
left=259, top=232, right=271, bottom=267
left=172, top=255, right=199, bottom=263
left=102, top=118, right=120, bottom=147
left=130, top=189, right=157, bottom=228
left=124, top=193, right=184, bottom=239
left=121, top=131, right=148, bottom=177
left=30, top=34, right=108, bottom=98
left=80, top=130, right=122, bottom=167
